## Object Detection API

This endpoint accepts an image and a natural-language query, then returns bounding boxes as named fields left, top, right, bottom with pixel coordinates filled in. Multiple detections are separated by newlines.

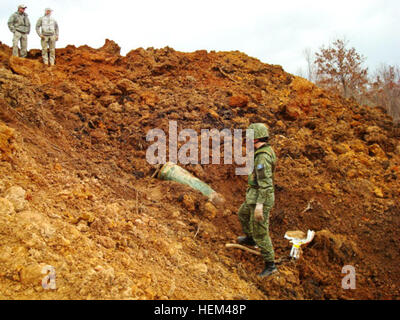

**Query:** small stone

left=116, top=78, right=138, bottom=93
left=41, top=224, right=56, bottom=238
left=0, top=122, right=15, bottom=161
left=369, top=144, right=387, bottom=160
left=94, top=265, right=105, bottom=272
left=103, top=267, right=115, bottom=282
left=125, top=101, right=139, bottom=113
left=275, top=120, right=286, bottom=130
left=19, top=263, right=45, bottom=285
left=4, top=186, right=28, bottom=212
left=182, top=194, right=195, bottom=212
left=171, top=211, right=180, bottom=218
left=99, top=39, right=121, bottom=55
left=373, top=187, right=384, bottom=198
left=135, top=218, right=145, bottom=225
left=285, top=104, right=303, bottom=119
left=90, top=128, right=107, bottom=143
left=204, top=201, right=218, bottom=219
left=208, top=109, right=220, bottom=120
left=0, top=180, right=6, bottom=193
left=97, top=236, right=116, bottom=249
left=186, top=75, right=196, bottom=82
left=109, top=102, right=123, bottom=113
left=0, top=198, right=15, bottom=215
left=60, top=237, right=71, bottom=246
left=191, top=263, right=208, bottom=274
left=211, top=193, right=225, bottom=207
left=69, top=105, right=81, bottom=114
left=333, top=143, right=351, bottom=155
left=80, top=211, right=95, bottom=223
left=176, top=221, right=186, bottom=228
left=228, top=95, right=249, bottom=108
left=148, top=219, right=157, bottom=227
left=77, top=221, right=89, bottom=232
left=349, top=139, right=368, bottom=153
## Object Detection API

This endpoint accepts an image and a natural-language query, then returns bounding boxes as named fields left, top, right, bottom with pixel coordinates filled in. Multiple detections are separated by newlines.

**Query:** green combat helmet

left=247, top=123, right=269, bottom=140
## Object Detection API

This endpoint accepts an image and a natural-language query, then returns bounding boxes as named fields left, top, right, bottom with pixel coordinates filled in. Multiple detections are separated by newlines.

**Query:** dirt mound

left=0, top=39, right=399, bottom=300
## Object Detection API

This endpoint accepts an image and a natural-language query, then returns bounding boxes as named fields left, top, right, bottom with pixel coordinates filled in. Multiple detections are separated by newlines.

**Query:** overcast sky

left=0, top=0, right=398, bottom=75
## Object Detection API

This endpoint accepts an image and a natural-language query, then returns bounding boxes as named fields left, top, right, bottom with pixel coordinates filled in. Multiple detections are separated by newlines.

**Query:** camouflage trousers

left=12, top=31, right=28, bottom=58
left=41, top=35, right=56, bottom=65
left=238, top=194, right=275, bottom=262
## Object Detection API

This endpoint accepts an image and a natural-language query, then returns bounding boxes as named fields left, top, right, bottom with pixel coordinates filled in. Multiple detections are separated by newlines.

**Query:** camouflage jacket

left=245, top=144, right=276, bottom=204
left=8, top=12, right=31, bottom=34
left=36, top=15, right=59, bottom=37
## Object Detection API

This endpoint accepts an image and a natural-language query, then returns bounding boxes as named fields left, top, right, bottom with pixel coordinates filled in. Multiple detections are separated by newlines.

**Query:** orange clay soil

left=0, top=40, right=399, bottom=300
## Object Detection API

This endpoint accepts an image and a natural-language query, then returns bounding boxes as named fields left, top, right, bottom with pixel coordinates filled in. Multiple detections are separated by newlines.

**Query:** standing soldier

left=8, top=5, right=31, bottom=58
left=36, top=8, right=59, bottom=66
left=237, top=123, right=278, bottom=277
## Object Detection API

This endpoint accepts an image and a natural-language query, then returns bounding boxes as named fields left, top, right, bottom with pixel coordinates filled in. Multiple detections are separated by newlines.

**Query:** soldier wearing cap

left=36, top=8, right=59, bottom=66
left=7, top=5, right=31, bottom=58
left=237, top=123, right=278, bottom=277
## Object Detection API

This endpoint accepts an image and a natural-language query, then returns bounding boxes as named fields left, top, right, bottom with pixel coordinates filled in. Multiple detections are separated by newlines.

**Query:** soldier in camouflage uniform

left=36, top=8, right=59, bottom=66
left=8, top=5, right=31, bottom=58
left=237, top=123, right=277, bottom=277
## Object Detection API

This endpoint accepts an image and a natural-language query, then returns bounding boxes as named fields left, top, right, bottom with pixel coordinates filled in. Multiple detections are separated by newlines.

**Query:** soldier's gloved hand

left=254, top=203, right=264, bottom=222
left=40, top=35, right=45, bottom=39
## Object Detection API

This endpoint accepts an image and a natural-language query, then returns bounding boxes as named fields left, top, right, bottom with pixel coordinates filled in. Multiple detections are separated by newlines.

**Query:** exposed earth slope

left=0, top=40, right=400, bottom=299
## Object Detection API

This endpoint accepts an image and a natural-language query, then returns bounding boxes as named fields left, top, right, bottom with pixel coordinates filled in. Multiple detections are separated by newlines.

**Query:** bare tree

left=296, top=67, right=306, bottom=78
left=314, top=38, right=368, bottom=99
left=369, top=64, right=400, bottom=123
left=303, top=47, right=316, bottom=82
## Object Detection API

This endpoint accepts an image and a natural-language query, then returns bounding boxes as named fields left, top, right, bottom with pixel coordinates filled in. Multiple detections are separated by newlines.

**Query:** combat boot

left=258, top=261, right=278, bottom=277
left=237, top=235, right=256, bottom=246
